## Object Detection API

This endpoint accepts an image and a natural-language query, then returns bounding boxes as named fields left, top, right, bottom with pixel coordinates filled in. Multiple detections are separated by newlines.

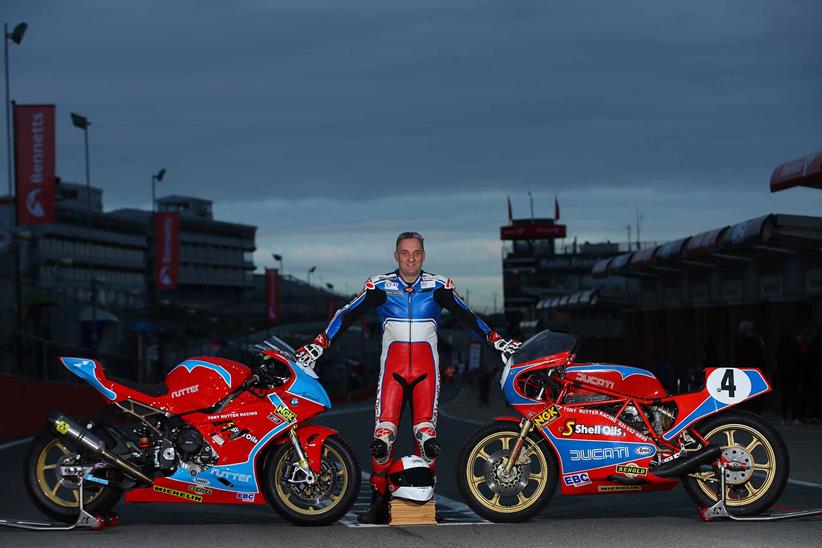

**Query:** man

left=295, top=232, right=521, bottom=524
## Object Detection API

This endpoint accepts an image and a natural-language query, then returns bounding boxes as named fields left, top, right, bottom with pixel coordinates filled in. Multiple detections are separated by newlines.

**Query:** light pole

left=70, top=112, right=98, bottom=353
left=4, top=21, right=26, bottom=197
left=272, top=253, right=283, bottom=276
left=151, top=168, right=165, bottom=212
left=307, top=265, right=316, bottom=285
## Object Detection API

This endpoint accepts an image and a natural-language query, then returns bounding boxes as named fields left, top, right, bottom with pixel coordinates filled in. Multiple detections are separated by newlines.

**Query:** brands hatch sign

left=500, top=223, right=567, bottom=240
left=14, top=105, right=56, bottom=225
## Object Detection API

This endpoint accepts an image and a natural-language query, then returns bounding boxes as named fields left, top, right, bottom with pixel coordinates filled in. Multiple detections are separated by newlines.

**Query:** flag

left=154, top=212, right=180, bottom=290
left=507, top=196, right=512, bottom=223
left=554, top=195, right=560, bottom=220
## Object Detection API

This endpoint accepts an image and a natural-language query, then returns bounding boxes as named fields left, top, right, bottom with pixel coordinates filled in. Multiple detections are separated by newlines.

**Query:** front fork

left=504, top=419, right=533, bottom=474
left=288, top=427, right=316, bottom=484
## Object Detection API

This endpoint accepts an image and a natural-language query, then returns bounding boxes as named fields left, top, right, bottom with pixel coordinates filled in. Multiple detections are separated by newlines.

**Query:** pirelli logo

left=153, top=485, right=203, bottom=502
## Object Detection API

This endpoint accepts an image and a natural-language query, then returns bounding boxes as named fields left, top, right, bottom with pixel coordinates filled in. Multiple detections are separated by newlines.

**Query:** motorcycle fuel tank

left=160, top=357, right=252, bottom=413
left=565, top=364, right=666, bottom=399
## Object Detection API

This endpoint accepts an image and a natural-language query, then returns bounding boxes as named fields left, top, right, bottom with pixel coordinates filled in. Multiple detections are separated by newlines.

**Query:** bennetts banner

left=14, top=104, right=56, bottom=225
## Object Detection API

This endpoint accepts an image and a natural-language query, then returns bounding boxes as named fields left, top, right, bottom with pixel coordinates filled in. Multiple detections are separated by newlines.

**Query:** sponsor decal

left=562, top=472, right=591, bottom=488
left=153, top=485, right=203, bottom=502
left=267, top=412, right=282, bottom=425
left=55, top=420, right=70, bottom=435
left=386, top=290, right=403, bottom=295
left=420, top=280, right=436, bottom=289
left=206, top=411, right=258, bottom=421
left=194, top=478, right=209, bottom=485
left=189, top=485, right=212, bottom=495
left=598, top=485, right=642, bottom=493
left=561, top=419, right=624, bottom=437
left=210, top=434, right=225, bottom=446
left=404, top=287, right=414, bottom=293
left=634, top=446, right=654, bottom=456
left=290, top=398, right=299, bottom=406
left=171, top=384, right=199, bottom=398
left=237, top=493, right=256, bottom=503
left=211, top=469, right=251, bottom=483
left=243, top=433, right=259, bottom=444
left=575, top=372, right=615, bottom=390
left=532, top=405, right=561, bottom=427
left=570, top=446, right=629, bottom=462
left=384, top=281, right=399, bottom=290
left=615, top=463, right=647, bottom=477
left=276, top=405, right=296, bottom=422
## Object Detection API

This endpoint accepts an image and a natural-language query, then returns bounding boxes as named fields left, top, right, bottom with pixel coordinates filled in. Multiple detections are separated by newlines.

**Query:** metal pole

left=83, top=125, right=97, bottom=353
left=151, top=174, right=155, bottom=212
left=4, top=23, right=12, bottom=197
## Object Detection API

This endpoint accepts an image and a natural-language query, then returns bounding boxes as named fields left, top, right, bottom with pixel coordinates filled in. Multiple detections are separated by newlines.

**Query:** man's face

left=394, top=238, right=425, bottom=281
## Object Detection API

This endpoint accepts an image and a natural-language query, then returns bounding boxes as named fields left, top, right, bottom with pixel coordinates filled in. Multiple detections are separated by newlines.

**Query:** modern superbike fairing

left=59, top=351, right=333, bottom=504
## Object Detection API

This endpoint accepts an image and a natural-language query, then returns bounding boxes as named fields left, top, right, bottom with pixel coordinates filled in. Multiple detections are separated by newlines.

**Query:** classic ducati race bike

left=458, top=330, right=789, bottom=522
left=23, top=338, right=360, bottom=527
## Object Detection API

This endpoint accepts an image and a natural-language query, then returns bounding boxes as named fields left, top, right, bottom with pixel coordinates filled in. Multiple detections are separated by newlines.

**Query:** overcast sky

left=4, top=1, right=821, bottom=310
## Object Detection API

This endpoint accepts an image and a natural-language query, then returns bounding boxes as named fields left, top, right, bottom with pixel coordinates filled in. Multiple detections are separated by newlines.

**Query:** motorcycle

left=25, top=337, right=360, bottom=526
left=457, top=330, right=789, bottom=522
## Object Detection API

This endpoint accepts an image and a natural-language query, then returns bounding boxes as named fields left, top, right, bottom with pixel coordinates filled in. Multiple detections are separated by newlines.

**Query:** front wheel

left=682, top=410, right=789, bottom=515
left=457, top=422, right=558, bottom=523
left=262, top=435, right=360, bottom=525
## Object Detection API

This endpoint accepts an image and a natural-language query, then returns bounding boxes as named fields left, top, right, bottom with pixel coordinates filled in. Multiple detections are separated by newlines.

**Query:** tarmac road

left=1, top=384, right=820, bottom=546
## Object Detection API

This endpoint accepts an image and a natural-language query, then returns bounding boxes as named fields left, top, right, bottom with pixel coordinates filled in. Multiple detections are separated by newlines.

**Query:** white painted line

left=0, top=437, right=33, bottom=451
left=323, top=404, right=373, bottom=417
left=788, top=478, right=822, bottom=489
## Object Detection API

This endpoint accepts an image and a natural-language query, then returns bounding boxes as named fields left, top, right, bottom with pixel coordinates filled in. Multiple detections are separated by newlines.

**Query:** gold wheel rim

left=274, top=445, right=348, bottom=515
left=465, top=430, right=549, bottom=514
left=688, top=423, right=777, bottom=507
left=35, top=438, right=102, bottom=508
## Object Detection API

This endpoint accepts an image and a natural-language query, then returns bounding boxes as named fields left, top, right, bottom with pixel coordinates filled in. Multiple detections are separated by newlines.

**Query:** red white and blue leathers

left=299, top=270, right=515, bottom=493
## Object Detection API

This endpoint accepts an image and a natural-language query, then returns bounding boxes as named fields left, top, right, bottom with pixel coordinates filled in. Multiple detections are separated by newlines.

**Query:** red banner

left=500, top=223, right=567, bottom=240
left=154, top=212, right=180, bottom=290
left=266, top=268, right=280, bottom=322
left=14, top=104, right=56, bottom=224
left=770, top=151, right=822, bottom=192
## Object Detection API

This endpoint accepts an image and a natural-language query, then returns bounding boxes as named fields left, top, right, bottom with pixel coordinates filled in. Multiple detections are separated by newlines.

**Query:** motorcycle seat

left=108, top=375, right=169, bottom=397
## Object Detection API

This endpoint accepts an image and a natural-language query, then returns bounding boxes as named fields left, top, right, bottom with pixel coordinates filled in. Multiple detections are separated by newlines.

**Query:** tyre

left=682, top=410, right=789, bottom=515
left=25, top=430, right=123, bottom=523
left=262, top=435, right=360, bottom=525
left=457, top=421, right=558, bottom=523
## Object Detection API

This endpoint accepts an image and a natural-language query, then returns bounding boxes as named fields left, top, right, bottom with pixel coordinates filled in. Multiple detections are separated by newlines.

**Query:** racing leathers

left=296, top=270, right=520, bottom=493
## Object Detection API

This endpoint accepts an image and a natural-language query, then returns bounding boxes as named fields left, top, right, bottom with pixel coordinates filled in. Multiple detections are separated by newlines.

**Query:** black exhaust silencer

left=651, top=444, right=723, bottom=478
left=48, top=412, right=153, bottom=485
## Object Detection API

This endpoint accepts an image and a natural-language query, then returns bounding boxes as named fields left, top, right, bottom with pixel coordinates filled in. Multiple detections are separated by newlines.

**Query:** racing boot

left=357, top=489, right=389, bottom=524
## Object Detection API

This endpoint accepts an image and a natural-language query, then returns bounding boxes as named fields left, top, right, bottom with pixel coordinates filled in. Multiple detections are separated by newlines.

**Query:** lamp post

left=307, top=265, right=316, bottom=286
left=70, top=112, right=98, bottom=353
left=151, top=168, right=165, bottom=212
left=272, top=253, right=283, bottom=276
left=4, top=21, right=27, bottom=197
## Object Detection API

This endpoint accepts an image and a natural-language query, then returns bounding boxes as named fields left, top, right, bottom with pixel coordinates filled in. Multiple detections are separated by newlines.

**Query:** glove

left=294, top=334, right=329, bottom=369
left=487, top=332, right=522, bottom=364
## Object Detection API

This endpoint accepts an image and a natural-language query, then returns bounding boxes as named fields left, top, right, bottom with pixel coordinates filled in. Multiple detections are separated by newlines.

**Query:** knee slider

left=371, top=422, right=396, bottom=464
left=413, top=422, right=439, bottom=462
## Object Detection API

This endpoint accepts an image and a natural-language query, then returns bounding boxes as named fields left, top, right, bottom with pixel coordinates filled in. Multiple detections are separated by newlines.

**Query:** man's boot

left=357, top=489, right=389, bottom=524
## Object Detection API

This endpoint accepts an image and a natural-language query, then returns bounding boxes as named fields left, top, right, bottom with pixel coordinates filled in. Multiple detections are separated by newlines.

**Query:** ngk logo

left=171, top=385, right=199, bottom=398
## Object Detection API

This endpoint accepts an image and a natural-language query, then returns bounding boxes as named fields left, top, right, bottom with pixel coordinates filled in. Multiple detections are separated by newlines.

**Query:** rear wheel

left=262, top=435, right=360, bottom=525
left=457, top=422, right=558, bottom=523
left=682, top=411, right=789, bottom=515
left=25, top=431, right=123, bottom=522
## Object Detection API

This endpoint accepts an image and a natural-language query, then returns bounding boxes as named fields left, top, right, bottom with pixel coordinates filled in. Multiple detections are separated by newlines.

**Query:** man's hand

left=487, top=332, right=522, bottom=364
left=294, top=333, right=330, bottom=369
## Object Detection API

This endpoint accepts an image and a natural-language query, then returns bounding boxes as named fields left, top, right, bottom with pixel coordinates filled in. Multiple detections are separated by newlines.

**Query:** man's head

left=394, top=232, right=425, bottom=282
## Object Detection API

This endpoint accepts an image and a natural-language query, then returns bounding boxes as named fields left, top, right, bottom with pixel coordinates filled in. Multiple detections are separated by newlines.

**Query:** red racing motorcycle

left=458, top=330, right=788, bottom=522
left=25, top=338, right=360, bottom=526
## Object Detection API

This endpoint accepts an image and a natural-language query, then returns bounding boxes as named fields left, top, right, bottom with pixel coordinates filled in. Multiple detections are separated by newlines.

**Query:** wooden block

left=389, top=498, right=437, bottom=526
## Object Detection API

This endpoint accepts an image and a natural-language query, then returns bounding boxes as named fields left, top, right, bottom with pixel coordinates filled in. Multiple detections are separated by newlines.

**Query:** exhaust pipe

left=48, top=412, right=153, bottom=486
left=651, top=444, right=723, bottom=478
